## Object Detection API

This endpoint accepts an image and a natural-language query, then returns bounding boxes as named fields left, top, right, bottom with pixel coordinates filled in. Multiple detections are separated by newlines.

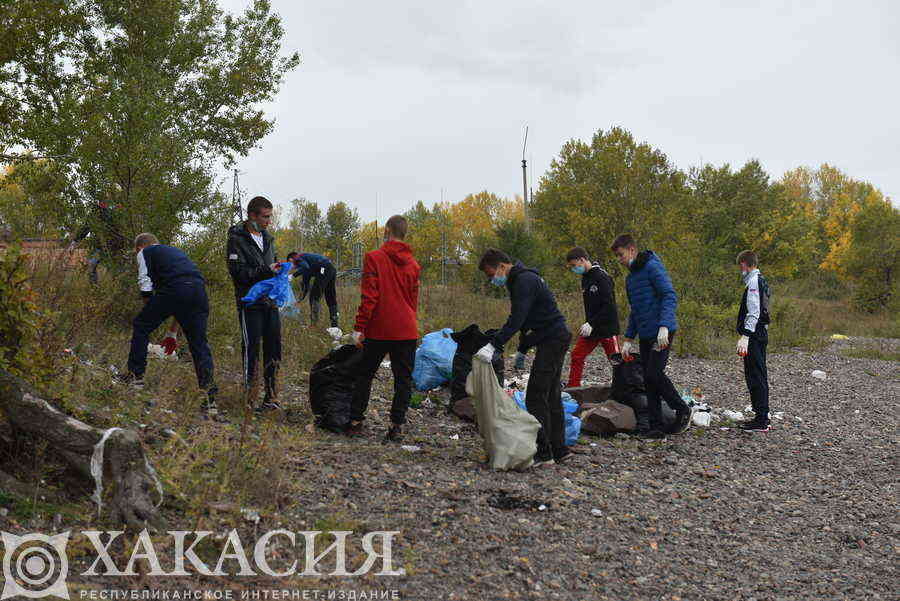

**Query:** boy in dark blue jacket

left=286, top=251, right=339, bottom=328
left=116, top=233, right=218, bottom=416
left=611, top=234, right=690, bottom=439
left=476, top=248, right=572, bottom=466
left=736, top=250, right=771, bottom=432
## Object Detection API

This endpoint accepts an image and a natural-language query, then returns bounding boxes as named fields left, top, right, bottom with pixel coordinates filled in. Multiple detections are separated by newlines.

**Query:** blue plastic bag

left=412, top=328, right=458, bottom=391
left=513, top=390, right=582, bottom=446
left=241, top=262, right=296, bottom=308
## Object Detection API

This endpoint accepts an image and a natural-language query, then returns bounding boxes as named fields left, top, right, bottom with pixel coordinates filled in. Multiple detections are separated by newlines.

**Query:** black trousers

left=128, top=280, right=215, bottom=393
left=309, top=269, right=339, bottom=326
left=743, top=336, right=770, bottom=421
left=639, top=336, right=688, bottom=431
left=350, top=339, right=416, bottom=425
left=238, top=302, right=282, bottom=401
left=526, top=329, right=572, bottom=460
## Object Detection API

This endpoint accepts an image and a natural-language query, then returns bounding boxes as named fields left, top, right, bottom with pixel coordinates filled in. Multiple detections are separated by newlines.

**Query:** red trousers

left=567, top=336, right=619, bottom=388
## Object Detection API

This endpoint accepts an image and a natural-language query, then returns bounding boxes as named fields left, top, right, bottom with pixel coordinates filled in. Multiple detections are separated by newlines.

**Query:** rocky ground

left=282, top=337, right=898, bottom=600
left=4, top=338, right=897, bottom=600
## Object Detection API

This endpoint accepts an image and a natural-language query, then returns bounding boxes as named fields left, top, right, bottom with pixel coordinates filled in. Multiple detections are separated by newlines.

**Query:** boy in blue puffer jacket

left=611, top=234, right=691, bottom=439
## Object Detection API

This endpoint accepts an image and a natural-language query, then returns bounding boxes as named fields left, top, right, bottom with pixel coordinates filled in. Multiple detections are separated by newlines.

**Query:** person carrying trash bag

left=286, top=251, right=340, bottom=328
left=114, top=233, right=218, bottom=417
left=564, top=246, right=621, bottom=387
left=475, top=248, right=574, bottom=467
left=227, top=196, right=283, bottom=414
left=735, top=250, right=772, bottom=432
left=611, top=234, right=691, bottom=439
left=346, top=215, right=421, bottom=442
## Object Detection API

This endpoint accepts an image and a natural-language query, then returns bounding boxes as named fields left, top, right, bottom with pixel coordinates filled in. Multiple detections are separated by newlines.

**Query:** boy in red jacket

left=347, top=215, right=421, bottom=442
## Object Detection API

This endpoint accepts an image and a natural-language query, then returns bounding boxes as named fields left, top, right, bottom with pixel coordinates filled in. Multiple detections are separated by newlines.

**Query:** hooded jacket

left=624, top=250, right=678, bottom=340
left=291, top=252, right=336, bottom=293
left=737, top=268, right=770, bottom=339
left=491, top=262, right=567, bottom=349
left=353, top=240, right=421, bottom=340
left=226, top=223, right=277, bottom=302
left=581, top=264, right=619, bottom=338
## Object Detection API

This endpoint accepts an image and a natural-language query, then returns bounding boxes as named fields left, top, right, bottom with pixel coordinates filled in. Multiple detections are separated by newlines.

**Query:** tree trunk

left=0, top=369, right=165, bottom=530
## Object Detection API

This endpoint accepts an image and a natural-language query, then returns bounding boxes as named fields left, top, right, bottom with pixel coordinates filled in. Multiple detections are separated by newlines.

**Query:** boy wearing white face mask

left=564, top=247, right=621, bottom=387
left=736, top=250, right=772, bottom=432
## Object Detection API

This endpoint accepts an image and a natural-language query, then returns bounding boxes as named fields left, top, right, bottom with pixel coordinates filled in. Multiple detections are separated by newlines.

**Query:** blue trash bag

left=412, top=328, right=458, bottom=391
left=241, top=262, right=296, bottom=308
left=513, top=391, right=582, bottom=446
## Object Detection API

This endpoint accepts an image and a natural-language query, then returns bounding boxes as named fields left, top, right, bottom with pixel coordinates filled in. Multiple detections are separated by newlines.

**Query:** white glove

left=656, top=326, right=670, bottom=350
left=579, top=322, right=592, bottom=337
left=475, top=343, right=495, bottom=363
left=351, top=331, right=364, bottom=347
left=737, top=335, right=749, bottom=357
left=621, top=339, right=636, bottom=360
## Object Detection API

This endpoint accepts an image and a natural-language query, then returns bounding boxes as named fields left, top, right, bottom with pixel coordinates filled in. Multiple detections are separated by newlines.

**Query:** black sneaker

left=671, top=407, right=693, bottom=434
left=554, top=448, right=576, bottom=464
left=532, top=455, right=555, bottom=469
left=739, top=420, right=771, bottom=432
left=384, top=424, right=403, bottom=443
left=254, top=400, right=282, bottom=414
left=113, top=372, right=144, bottom=390
left=638, top=430, right=667, bottom=440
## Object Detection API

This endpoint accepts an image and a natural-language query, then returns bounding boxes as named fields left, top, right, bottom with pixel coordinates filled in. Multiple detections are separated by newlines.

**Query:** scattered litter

left=811, top=370, right=827, bottom=381
left=719, top=427, right=731, bottom=431
left=450, top=434, right=459, bottom=440
left=744, top=405, right=753, bottom=412
left=830, top=334, right=849, bottom=340
left=0, top=508, right=7, bottom=517
left=692, top=411, right=711, bottom=427
left=590, top=443, right=597, bottom=447
left=591, top=509, right=603, bottom=517
left=241, top=508, right=261, bottom=524
left=772, top=412, right=784, bottom=421
left=325, top=327, right=342, bottom=340
left=721, top=410, right=744, bottom=421
left=538, top=504, right=547, bottom=512
left=794, top=416, right=803, bottom=422
left=486, top=489, right=546, bottom=511
left=400, top=445, right=421, bottom=452
left=147, top=344, right=176, bottom=360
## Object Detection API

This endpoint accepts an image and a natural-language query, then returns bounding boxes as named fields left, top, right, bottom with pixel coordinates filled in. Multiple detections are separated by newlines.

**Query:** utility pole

left=231, top=169, right=242, bottom=223
left=521, top=126, right=530, bottom=232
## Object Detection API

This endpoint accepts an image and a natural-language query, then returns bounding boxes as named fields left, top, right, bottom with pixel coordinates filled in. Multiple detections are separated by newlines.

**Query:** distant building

left=0, top=226, right=87, bottom=268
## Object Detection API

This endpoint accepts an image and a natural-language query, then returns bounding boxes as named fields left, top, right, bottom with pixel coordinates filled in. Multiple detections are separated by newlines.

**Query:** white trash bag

left=466, top=359, right=540, bottom=471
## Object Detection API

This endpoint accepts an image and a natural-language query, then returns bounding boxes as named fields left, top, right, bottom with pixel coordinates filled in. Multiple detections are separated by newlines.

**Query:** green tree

left=843, top=198, right=900, bottom=311
left=1, top=0, right=300, bottom=249
left=282, top=197, right=325, bottom=254
left=324, top=201, right=359, bottom=268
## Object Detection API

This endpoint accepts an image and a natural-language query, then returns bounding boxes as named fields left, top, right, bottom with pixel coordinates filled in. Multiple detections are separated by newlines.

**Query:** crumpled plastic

left=241, top=262, right=296, bottom=308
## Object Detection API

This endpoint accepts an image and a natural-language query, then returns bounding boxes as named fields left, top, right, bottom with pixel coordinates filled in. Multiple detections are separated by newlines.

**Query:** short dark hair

left=247, top=196, right=273, bottom=216
left=610, top=234, right=636, bottom=252
left=286, top=251, right=299, bottom=261
left=385, top=215, right=408, bottom=240
left=566, top=247, right=589, bottom=262
left=737, top=250, right=758, bottom=267
left=478, top=248, right=512, bottom=271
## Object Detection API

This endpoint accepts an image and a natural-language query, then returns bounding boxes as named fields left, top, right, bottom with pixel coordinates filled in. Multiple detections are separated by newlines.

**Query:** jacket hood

left=508, top=261, right=539, bottom=283
left=629, top=250, right=654, bottom=273
left=381, top=240, right=414, bottom=265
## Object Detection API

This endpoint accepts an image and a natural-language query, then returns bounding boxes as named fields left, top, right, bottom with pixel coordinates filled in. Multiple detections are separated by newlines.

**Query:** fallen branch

left=0, top=369, right=165, bottom=530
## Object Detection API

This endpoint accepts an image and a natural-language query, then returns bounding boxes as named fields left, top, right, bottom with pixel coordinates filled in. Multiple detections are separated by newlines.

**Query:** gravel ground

left=290, top=337, right=898, bottom=600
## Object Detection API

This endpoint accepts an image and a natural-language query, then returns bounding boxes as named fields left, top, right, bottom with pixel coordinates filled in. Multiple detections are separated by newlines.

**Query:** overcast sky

left=217, top=0, right=899, bottom=223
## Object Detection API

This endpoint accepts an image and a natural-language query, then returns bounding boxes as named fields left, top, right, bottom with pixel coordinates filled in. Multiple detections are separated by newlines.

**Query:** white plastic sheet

left=466, top=359, right=540, bottom=471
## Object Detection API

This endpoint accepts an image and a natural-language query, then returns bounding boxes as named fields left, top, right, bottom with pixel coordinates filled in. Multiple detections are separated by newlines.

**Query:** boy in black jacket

left=564, top=247, right=621, bottom=387
left=475, top=249, right=572, bottom=466
left=226, top=196, right=283, bottom=413
left=736, top=250, right=772, bottom=432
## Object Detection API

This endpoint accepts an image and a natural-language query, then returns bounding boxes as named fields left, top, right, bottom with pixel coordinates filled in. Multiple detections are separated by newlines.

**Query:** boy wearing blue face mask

left=475, top=248, right=572, bottom=466
left=564, top=247, right=620, bottom=387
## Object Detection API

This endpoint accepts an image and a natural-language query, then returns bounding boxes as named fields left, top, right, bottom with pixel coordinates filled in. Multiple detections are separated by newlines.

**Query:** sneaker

left=344, top=421, right=365, bottom=437
left=254, top=400, right=282, bottom=414
left=554, top=448, right=577, bottom=464
left=384, top=424, right=404, bottom=443
left=532, top=455, right=555, bottom=469
left=739, top=420, right=771, bottom=432
left=638, top=430, right=667, bottom=440
left=671, top=407, right=693, bottom=434
left=113, top=372, right=144, bottom=390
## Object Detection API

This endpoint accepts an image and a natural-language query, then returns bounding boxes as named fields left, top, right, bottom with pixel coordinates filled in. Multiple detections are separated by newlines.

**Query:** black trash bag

left=449, top=324, right=505, bottom=403
left=309, top=344, right=364, bottom=432
left=610, top=354, right=675, bottom=432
